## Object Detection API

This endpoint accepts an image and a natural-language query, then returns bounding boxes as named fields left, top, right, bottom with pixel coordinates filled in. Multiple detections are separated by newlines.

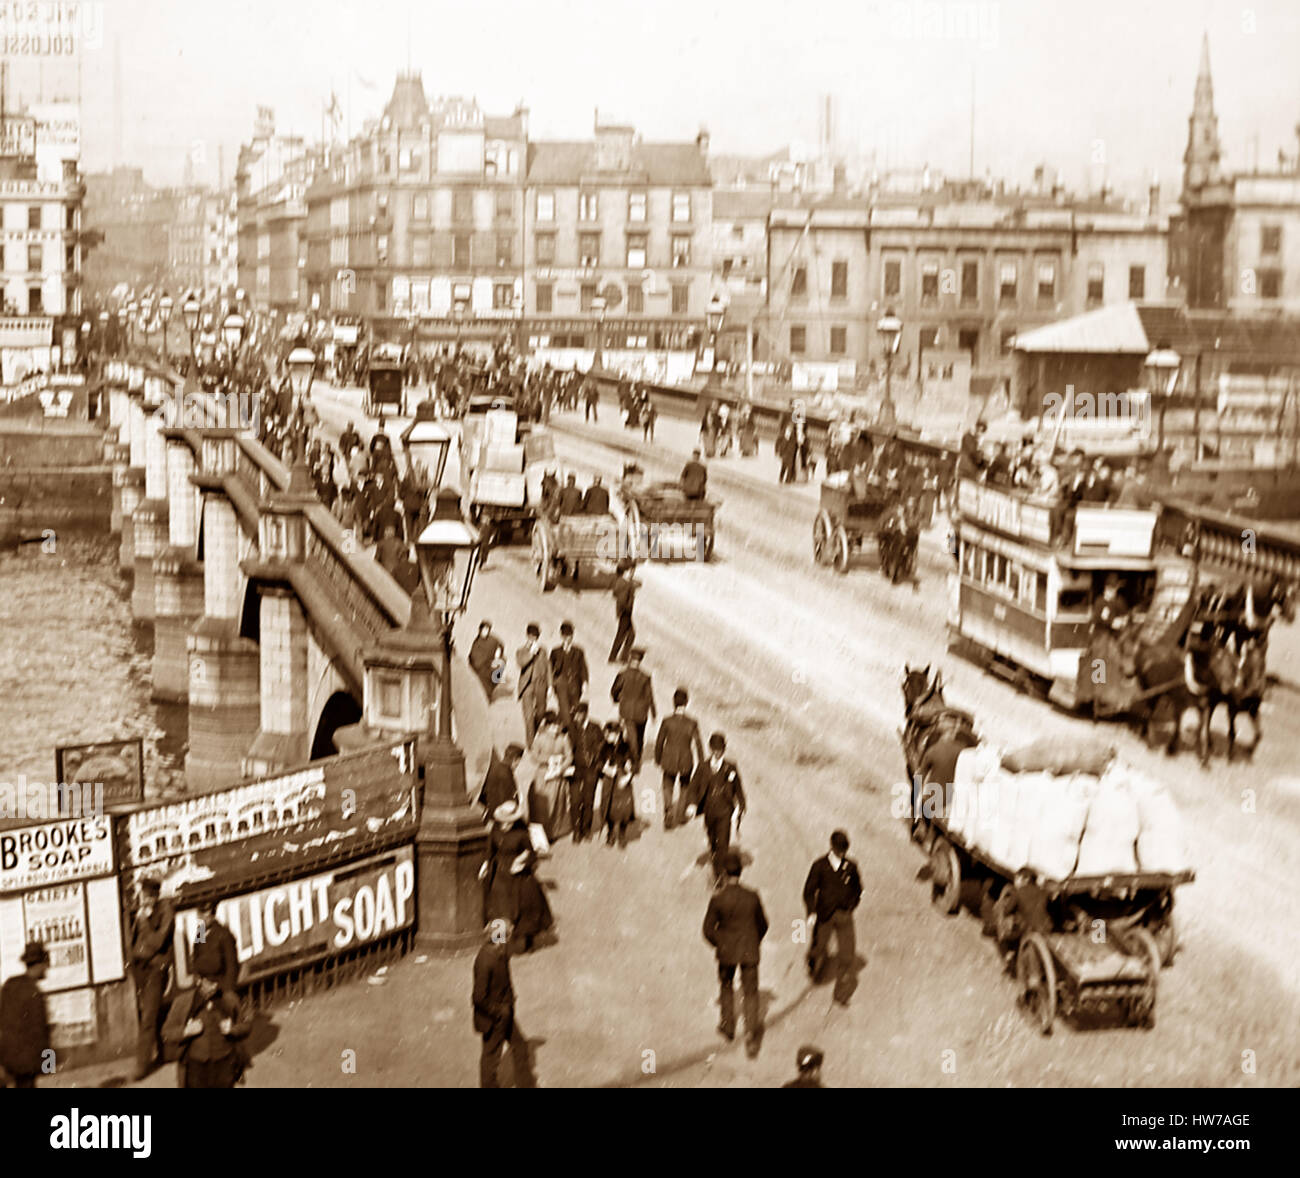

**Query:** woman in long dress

left=527, top=712, right=574, bottom=841
left=482, top=801, right=554, bottom=952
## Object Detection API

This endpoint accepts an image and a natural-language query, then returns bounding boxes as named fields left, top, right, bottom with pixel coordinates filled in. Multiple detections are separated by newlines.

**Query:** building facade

left=168, top=187, right=237, bottom=296
left=304, top=75, right=528, bottom=345
left=1170, top=34, right=1300, bottom=314
left=522, top=121, right=713, bottom=373
left=1, top=102, right=84, bottom=380
left=236, top=130, right=321, bottom=313
left=766, top=196, right=1167, bottom=396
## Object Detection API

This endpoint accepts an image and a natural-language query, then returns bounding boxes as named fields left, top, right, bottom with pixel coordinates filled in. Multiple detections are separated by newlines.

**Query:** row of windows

left=2, top=244, right=78, bottom=272
left=2, top=205, right=74, bottom=231
left=534, top=231, right=694, bottom=269
left=535, top=190, right=692, bottom=224
left=0, top=285, right=77, bottom=314
left=960, top=540, right=1049, bottom=613
left=535, top=282, right=691, bottom=315
left=785, top=256, right=1148, bottom=306
left=788, top=324, right=849, bottom=355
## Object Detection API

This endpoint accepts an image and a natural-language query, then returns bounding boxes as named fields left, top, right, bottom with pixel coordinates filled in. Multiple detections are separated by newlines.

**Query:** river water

left=0, top=532, right=188, bottom=800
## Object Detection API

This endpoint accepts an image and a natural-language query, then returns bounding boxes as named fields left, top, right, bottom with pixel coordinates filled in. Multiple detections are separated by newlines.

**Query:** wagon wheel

left=993, top=886, right=1021, bottom=950
left=1125, top=928, right=1160, bottom=1029
left=832, top=525, right=852, bottom=575
left=531, top=527, right=555, bottom=592
left=929, top=837, right=961, bottom=914
left=1016, top=931, right=1057, bottom=1035
left=812, top=512, right=832, bottom=565
left=1152, top=910, right=1177, bottom=968
left=701, top=526, right=715, bottom=563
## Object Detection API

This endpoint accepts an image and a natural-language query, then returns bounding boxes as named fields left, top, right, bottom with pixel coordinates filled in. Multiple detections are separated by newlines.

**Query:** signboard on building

left=0, top=115, right=36, bottom=157
left=55, top=738, right=145, bottom=810
left=957, top=480, right=1054, bottom=545
left=0, top=815, right=115, bottom=893
left=171, top=845, right=415, bottom=988
left=118, top=742, right=419, bottom=897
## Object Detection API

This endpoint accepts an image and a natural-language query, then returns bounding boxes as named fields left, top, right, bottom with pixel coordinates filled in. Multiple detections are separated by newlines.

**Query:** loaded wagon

left=900, top=673, right=1193, bottom=1033
left=531, top=512, right=620, bottom=591
left=621, top=481, right=717, bottom=563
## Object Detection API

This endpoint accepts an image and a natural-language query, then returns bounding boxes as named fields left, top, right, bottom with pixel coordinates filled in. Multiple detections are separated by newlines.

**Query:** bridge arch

left=311, top=690, right=364, bottom=760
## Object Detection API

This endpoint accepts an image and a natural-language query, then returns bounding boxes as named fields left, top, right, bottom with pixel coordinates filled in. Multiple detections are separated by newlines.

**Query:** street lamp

left=877, top=307, right=903, bottom=421
left=286, top=345, right=317, bottom=402
left=413, top=489, right=482, bottom=739
left=706, top=294, right=726, bottom=387
left=401, top=419, right=452, bottom=492
left=157, top=293, right=174, bottom=366
left=1144, top=342, right=1181, bottom=456
left=591, top=294, right=607, bottom=373
left=221, top=311, right=245, bottom=354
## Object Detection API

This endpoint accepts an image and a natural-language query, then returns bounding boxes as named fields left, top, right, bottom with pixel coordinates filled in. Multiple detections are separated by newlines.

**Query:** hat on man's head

left=708, top=732, right=727, bottom=752
left=721, top=850, right=743, bottom=877
left=796, top=1045, right=824, bottom=1072
left=503, top=742, right=525, bottom=761
left=20, top=941, right=49, bottom=966
left=559, top=620, right=574, bottom=636
left=629, top=647, right=645, bottom=660
left=493, top=800, right=523, bottom=826
left=139, top=876, right=162, bottom=898
left=830, top=829, right=850, bottom=855
left=526, top=622, right=541, bottom=638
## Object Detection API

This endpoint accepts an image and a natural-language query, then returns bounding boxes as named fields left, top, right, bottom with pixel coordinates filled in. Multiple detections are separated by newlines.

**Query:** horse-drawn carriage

left=364, top=348, right=403, bottom=418
left=900, top=665, right=1192, bottom=1034
left=620, top=480, right=717, bottom=562
left=812, top=472, right=918, bottom=582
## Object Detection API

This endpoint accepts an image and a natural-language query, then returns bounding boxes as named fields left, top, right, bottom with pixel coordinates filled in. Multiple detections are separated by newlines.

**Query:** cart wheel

left=531, top=528, right=554, bottom=592
left=1016, top=931, right=1057, bottom=1035
left=993, top=887, right=1021, bottom=950
left=832, top=525, right=851, bottom=575
left=1152, top=911, right=1177, bottom=968
left=1128, top=928, right=1160, bottom=1029
left=929, top=837, right=961, bottom=914
left=813, top=511, right=833, bottom=565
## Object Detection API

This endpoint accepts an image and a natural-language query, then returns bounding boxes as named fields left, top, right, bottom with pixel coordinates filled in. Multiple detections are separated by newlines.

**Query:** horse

left=1217, top=636, right=1268, bottom=760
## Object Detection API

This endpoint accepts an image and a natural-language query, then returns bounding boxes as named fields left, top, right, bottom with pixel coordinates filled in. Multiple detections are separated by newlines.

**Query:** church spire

left=1183, top=31, right=1222, bottom=194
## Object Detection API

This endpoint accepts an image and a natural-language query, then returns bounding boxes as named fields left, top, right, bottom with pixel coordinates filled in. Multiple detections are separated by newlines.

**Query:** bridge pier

left=152, top=435, right=203, bottom=702
left=117, top=390, right=148, bottom=576
left=130, top=398, right=170, bottom=623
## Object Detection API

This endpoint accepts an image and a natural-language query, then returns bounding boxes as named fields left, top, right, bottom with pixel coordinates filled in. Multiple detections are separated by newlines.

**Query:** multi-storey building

left=767, top=193, right=1167, bottom=397
left=1, top=101, right=85, bottom=380
left=522, top=120, right=713, bottom=374
left=236, top=129, right=322, bottom=313
left=82, top=168, right=170, bottom=297
left=1169, top=35, right=1300, bottom=313
left=304, top=74, right=528, bottom=346
left=168, top=187, right=237, bottom=296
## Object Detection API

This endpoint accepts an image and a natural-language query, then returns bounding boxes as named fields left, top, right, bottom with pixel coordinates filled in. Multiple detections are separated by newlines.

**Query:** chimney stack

left=696, top=127, right=710, bottom=157
left=1147, top=173, right=1160, bottom=215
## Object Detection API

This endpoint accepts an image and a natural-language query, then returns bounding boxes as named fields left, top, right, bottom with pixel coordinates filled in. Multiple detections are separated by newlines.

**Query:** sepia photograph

left=0, top=0, right=1295, bottom=1147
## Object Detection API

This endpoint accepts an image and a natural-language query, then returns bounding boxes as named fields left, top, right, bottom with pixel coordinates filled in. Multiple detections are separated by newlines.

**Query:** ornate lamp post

left=1144, top=342, right=1181, bottom=458
left=877, top=307, right=903, bottom=422
left=182, top=292, right=201, bottom=375
left=411, top=488, right=485, bottom=949
left=705, top=294, right=726, bottom=389
left=157, top=293, right=174, bottom=366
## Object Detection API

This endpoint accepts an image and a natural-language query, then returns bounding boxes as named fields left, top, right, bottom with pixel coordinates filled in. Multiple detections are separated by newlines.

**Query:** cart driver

left=681, top=450, right=708, bottom=501
left=1092, top=574, right=1131, bottom=633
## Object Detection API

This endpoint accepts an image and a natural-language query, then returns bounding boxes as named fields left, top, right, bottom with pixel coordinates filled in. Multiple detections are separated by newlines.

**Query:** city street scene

left=0, top=0, right=1298, bottom=1131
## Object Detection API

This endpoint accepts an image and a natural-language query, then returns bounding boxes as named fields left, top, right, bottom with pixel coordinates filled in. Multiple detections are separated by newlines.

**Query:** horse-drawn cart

left=813, top=474, right=916, bottom=580
left=621, top=482, right=717, bottom=562
left=900, top=665, right=1193, bottom=1034
left=365, top=354, right=405, bottom=417
left=531, top=512, right=619, bottom=591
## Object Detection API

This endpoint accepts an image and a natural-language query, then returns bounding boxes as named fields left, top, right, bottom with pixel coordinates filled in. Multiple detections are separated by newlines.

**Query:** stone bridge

left=99, top=356, right=494, bottom=796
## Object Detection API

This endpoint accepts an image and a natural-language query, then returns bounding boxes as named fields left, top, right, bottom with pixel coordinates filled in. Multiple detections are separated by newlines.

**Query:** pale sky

left=5, top=0, right=1300, bottom=197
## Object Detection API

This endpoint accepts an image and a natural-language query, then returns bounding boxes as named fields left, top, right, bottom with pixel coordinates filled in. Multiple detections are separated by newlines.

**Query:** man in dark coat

left=568, top=701, right=606, bottom=842
left=472, top=919, right=532, bottom=1088
left=581, top=475, right=610, bottom=515
left=703, top=851, right=768, bottom=1057
left=681, top=450, right=708, bottom=500
left=557, top=473, right=584, bottom=515
left=477, top=744, right=525, bottom=814
left=129, top=876, right=173, bottom=1080
left=802, top=830, right=864, bottom=1006
left=191, top=900, right=240, bottom=997
left=549, top=620, right=589, bottom=734
left=687, top=732, right=747, bottom=882
left=654, top=687, right=703, bottom=830
left=515, top=623, right=551, bottom=749
left=0, top=942, right=51, bottom=1087
left=338, top=420, right=362, bottom=461
left=611, top=648, right=656, bottom=770
left=609, top=560, right=639, bottom=663
left=468, top=620, right=505, bottom=701
left=782, top=1045, right=825, bottom=1088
